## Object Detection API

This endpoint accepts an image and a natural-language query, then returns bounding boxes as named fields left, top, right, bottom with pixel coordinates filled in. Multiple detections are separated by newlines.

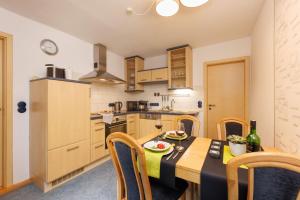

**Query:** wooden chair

left=106, top=132, right=188, bottom=200
left=226, top=152, right=300, bottom=200
left=175, top=115, right=200, bottom=136
left=217, top=117, right=249, bottom=140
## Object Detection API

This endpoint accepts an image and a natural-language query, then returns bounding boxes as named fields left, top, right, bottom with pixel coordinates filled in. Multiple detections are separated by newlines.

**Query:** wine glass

left=155, top=119, right=163, bottom=142
left=176, top=122, right=185, bottom=151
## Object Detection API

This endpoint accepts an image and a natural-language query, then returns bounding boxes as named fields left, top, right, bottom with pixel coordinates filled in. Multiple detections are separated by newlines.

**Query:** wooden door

left=205, top=58, right=249, bottom=139
left=0, top=38, right=3, bottom=187
left=48, top=80, right=90, bottom=150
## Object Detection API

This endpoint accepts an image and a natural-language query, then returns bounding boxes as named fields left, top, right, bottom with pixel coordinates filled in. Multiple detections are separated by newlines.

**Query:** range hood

left=80, top=44, right=126, bottom=84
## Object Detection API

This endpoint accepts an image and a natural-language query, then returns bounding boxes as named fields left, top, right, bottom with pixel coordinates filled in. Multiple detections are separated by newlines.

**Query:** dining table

left=137, top=132, right=277, bottom=200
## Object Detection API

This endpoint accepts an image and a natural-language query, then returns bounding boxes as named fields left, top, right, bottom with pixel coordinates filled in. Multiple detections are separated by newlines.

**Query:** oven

left=105, top=115, right=127, bottom=149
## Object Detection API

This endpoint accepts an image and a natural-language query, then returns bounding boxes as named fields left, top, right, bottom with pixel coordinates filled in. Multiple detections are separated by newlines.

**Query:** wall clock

left=40, top=39, right=59, bottom=55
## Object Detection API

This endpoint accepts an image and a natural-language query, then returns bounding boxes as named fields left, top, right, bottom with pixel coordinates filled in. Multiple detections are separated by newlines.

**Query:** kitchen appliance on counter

left=138, top=100, right=148, bottom=111
left=126, top=101, right=139, bottom=111
left=108, top=101, right=123, bottom=113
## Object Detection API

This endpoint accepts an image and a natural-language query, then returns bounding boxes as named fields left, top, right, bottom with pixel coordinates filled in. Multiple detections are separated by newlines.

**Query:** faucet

left=171, top=99, right=175, bottom=111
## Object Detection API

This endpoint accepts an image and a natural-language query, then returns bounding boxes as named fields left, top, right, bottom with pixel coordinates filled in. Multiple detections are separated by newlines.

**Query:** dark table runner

left=145, top=135, right=196, bottom=189
left=200, top=140, right=248, bottom=200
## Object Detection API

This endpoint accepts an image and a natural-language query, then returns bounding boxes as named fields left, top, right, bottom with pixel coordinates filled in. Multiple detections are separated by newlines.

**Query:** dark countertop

left=90, top=110, right=199, bottom=120
left=30, top=77, right=90, bottom=84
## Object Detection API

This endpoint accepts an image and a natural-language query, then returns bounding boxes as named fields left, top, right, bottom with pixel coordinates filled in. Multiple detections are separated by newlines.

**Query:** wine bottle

left=246, top=120, right=261, bottom=152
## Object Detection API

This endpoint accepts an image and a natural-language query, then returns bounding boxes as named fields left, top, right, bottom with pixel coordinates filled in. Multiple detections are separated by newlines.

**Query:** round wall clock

left=40, top=39, right=59, bottom=55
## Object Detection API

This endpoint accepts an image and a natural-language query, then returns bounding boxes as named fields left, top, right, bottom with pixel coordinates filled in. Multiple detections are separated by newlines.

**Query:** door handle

left=208, top=104, right=216, bottom=110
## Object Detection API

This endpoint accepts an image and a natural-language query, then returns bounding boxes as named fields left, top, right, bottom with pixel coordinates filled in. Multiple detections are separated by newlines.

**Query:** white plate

left=144, top=141, right=171, bottom=152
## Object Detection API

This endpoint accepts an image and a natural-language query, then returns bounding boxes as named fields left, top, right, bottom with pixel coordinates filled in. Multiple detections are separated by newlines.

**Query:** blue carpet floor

left=0, top=160, right=117, bottom=200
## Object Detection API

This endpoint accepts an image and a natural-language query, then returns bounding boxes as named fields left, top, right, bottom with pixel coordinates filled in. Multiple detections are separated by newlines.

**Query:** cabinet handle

left=156, top=77, right=163, bottom=80
left=141, top=79, right=147, bottom=81
left=95, top=144, right=104, bottom=149
left=95, top=122, right=102, bottom=125
left=95, top=128, right=104, bottom=132
left=67, top=146, right=79, bottom=152
left=129, top=121, right=134, bottom=123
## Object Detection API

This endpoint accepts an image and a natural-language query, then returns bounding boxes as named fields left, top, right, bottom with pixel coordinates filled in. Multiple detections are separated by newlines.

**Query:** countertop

left=90, top=110, right=200, bottom=120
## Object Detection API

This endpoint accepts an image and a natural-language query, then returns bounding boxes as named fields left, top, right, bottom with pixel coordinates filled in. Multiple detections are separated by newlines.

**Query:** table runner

left=200, top=140, right=248, bottom=200
left=144, top=134, right=196, bottom=189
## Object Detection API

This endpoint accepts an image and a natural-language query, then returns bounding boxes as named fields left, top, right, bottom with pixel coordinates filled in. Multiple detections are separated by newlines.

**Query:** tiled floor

left=1, top=160, right=117, bottom=200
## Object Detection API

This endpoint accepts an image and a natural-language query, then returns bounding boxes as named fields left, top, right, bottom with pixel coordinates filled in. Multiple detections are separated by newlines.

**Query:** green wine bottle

left=246, top=120, right=261, bottom=152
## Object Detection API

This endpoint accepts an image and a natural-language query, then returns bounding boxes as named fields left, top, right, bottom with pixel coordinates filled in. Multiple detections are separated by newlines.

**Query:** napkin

left=102, top=113, right=113, bottom=124
left=223, top=145, right=247, bottom=169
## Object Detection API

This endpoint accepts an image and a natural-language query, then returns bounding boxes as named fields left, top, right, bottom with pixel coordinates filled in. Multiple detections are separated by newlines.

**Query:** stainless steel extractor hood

left=80, top=44, right=126, bottom=84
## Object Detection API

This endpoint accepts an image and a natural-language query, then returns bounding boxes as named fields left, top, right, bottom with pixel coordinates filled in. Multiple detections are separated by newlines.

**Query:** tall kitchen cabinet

left=125, top=56, right=144, bottom=92
left=167, top=45, right=193, bottom=89
left=30, top=78, right=91, bottom=192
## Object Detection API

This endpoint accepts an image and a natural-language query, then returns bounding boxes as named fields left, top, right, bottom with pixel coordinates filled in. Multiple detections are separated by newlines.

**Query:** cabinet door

left=139, top=119, right=159, bottom=138
left=48, top=81, right=90, bottom=150
left=47, top=140, right=90, bottom=182
left=151, top=68, right=168, bottom=81
left=162, top=120, right=174, bottom=132
left=137, top=71, right=151, bottom=83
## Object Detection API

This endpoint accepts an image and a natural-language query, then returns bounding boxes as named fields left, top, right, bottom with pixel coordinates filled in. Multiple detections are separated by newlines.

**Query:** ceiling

left=0, top=0, right=264, bottom=57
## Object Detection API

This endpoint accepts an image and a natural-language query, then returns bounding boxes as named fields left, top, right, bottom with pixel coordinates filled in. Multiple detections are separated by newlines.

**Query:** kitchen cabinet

left=137, top=68, right=168, bottom=84
left=125, top=56, right=144, bottom=92
left=90, top=119, right=107, bottom=162
left=126, top=114, right=139, bottom=138
left=162, top=115, right=177, bottom=132
left=137, top=70, right=151, bottom=83
left=139, top=119, right=160, bottom=138
left=167, top=45, right=193, bottom=89
left=151, top=68, right=168, bottom=82
left=30, top=79, right=91, bottom=191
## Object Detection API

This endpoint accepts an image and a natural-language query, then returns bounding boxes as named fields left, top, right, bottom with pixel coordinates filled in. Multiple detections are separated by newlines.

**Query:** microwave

left=126, top=101, right=139, bottom=111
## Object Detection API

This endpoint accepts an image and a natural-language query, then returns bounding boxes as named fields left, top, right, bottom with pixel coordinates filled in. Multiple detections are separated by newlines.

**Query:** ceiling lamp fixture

left=126, top=0, right=208, bottom=17
left=180, top=0, right=208, bottom=8
left=156, top=0, right=179, bottom=17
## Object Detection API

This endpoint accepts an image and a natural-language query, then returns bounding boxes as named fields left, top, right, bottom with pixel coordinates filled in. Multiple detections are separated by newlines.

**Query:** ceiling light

left=180, top=0, right=208, bottom=7
left=156, top=0, right=179, bottom=17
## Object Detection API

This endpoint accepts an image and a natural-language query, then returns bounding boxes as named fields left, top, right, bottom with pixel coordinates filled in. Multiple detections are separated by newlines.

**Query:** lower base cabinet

left=90, top=120, right=107, bottom=162
left=47, top=140, right=90, bottom=182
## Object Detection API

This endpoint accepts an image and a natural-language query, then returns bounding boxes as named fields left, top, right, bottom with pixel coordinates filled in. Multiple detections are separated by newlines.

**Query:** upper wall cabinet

left=125, top=56, right=144, bottom=92
left=137, top=67, right=168, bottom=83
left=167, top=45, right=193, bottom=89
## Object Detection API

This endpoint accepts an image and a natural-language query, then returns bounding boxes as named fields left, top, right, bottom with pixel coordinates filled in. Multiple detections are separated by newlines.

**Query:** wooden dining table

left=138, top=132, right=278, bottom=185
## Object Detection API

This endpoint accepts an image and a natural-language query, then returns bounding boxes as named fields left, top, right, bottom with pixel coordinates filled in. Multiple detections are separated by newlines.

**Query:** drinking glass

left=155, top=119, right=163, bottom=142
left=177, top=122, right=186, bottom=150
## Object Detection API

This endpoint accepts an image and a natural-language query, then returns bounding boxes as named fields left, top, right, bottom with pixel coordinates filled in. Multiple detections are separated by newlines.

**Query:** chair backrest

left=217, top=117, right=249, bottom=140
left=175, top=115, right=200, bottom=136
left=226, top=152, right=300, bottom=200
left=106, top=132, right=152, bottom=200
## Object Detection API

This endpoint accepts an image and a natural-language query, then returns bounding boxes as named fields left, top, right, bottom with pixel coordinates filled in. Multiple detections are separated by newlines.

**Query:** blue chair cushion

left=225, top=122, right=243, bottom=137
left=181, top=119, right=194, bottom=136
left=149, top=177, right=188, bottom=200
left=254, top=167, right=300, bottom=200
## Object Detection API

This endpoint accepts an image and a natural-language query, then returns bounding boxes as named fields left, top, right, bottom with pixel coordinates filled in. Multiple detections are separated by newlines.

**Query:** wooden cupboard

left=126, top=114, right=139, bottom=138
left=30, top=79, right=91, bottom=191
left=167, top=45, right=193, bottom=89
left=125, top=56, right=144, bottom=92
left=137, top=68, right=168, bottom=84
left=137, top=70, right=152, bottom=83
left=161, top=115, right=177, bottom=132
left=90, top=119, right=107, bottom=162
left=139, top=119, right=160, bottom=138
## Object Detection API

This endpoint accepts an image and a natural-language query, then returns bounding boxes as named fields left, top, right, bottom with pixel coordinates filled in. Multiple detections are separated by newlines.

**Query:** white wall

left=0, top=7, right=124, bottom=183
left=129, top=37, right=252, bottom=136
left=250, top=0, right=275, bottom=147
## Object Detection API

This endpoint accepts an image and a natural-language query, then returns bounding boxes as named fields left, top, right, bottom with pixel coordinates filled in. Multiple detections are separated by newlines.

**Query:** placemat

left=144, top=134, right=196, bottom=189
left=200, top=140, right=248, bottom=200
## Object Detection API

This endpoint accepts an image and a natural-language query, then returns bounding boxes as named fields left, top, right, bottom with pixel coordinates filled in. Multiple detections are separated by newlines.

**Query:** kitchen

left=0, top=0, right=300, bottom=200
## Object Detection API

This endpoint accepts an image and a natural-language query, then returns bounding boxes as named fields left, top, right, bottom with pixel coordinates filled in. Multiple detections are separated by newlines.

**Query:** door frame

left=203, top=56, right=250, bottom=137
left=0, top=31, right=13, bottom=187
